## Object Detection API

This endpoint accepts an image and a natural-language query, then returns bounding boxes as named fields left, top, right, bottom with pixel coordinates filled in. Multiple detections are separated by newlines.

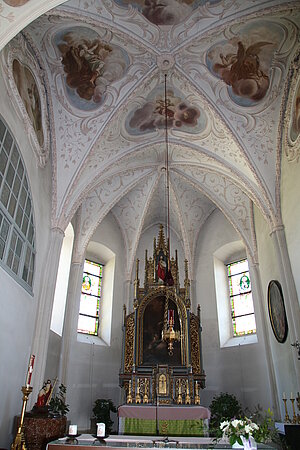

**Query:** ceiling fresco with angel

left=206, top=21, right=283, bottom=106
left=114, top=0, right=222, bottom=26
left=126, top=87, right=206, bottom=135
left=12, top=59, right=44, bottom=147
left=55, top=26, right=129, bottom=110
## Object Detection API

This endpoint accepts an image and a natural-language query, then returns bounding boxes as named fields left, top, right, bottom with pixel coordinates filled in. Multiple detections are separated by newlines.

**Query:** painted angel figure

left=213, top=40, right=273, bottom=101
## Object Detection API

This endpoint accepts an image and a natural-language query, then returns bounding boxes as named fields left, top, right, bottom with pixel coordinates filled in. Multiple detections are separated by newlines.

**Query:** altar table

left=46, top=434, right=276, bottom=449
left=118, top=405, right=210, bottom=436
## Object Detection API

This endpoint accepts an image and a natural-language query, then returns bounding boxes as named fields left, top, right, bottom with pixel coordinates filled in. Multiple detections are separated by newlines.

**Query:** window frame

left=77, top=258, right=104, bottom=336
left=226, top=258, right=256, bottom=337
left=0, top=116, right=35, bottom=293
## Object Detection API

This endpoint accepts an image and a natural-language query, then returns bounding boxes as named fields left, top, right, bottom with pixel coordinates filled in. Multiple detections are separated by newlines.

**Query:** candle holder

left=194, top=382, right=200, bottom=405
left=11, top=385, right=33, bottom=450
left=283, top=398, right=290, bottom=423
left=143, top=379, right=149, bottom=404
left=290, top=398, right=297, bottom=424
left=185, top=381, right=191, bottom=405
left=126, top=380, right=133, bottom=404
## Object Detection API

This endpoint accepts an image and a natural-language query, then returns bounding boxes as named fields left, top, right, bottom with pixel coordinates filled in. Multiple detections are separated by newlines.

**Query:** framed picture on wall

left=267, top=280, right=288, bottom=343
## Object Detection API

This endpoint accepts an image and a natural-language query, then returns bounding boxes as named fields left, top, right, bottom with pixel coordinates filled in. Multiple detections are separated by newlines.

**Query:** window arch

left=227, top=258, right=256, bottom=336
left=78, top=259, right=103, bottom=336
left=0, top=116, right=35, bottom=291
left=77, top=241, right=115, bottom=346
left=214, top=241, right=258, bottom=347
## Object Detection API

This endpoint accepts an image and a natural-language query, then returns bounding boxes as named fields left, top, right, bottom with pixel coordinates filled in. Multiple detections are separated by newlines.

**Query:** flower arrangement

left=220, top=417, right=259, bottom=446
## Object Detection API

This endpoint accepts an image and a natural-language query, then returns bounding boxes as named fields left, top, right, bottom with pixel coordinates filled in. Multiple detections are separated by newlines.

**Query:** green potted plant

left=91, top=398, right=117, bottom=435
left=209, top=392, right=243, bottom=438
left=49, top=384, right=70, bottom=418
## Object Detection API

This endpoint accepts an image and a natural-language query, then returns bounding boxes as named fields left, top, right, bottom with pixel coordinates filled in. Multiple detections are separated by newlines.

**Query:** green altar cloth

left=120, top=418, right=207, bottom=436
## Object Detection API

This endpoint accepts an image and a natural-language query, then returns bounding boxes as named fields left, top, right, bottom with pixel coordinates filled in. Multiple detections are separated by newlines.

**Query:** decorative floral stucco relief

left=112, top=171, right=159, bottom=276
left=170, top=171, right=215, bottom=261
left=64, top=167, right=154, bottom=248
left=173, top=165, right=257, bottom=255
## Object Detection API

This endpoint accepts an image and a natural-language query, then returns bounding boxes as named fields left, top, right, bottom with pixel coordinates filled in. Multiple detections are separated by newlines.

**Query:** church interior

left=0, top=0, right=300, bottom=448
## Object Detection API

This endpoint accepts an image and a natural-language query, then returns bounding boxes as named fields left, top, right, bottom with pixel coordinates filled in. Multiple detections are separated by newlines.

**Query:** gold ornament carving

left=124, top=313, right=135, bottom=373
left=190, top=313, right=201, bottom=374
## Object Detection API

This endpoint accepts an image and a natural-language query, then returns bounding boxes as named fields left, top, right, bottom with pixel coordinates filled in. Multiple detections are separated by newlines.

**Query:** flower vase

left=232, top=437, right=257, bottom=450
left=232, top=441, right=244, bottom=449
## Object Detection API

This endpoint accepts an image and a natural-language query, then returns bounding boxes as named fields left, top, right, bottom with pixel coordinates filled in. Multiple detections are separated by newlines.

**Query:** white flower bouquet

left=220, top=417, right=259, bottom=447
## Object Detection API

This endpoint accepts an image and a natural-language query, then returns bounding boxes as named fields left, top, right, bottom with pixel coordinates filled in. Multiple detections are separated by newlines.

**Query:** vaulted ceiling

left=1, top=0, right=300, bottom=278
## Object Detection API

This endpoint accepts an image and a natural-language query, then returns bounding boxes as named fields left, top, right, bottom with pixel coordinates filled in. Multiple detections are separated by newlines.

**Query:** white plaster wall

left=65, top=213, right=125, bottom=432
left=253, top=205, right=296, bottom=421
left=195, top=209, right=273, bottom=414
left=0, top=68, right=52, bottom=447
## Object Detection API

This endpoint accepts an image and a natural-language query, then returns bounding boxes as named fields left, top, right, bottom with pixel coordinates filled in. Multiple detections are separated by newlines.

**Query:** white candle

left=68, top=425, right=77, bottom=436
left=290, top=392, right=294, bottom=399
left=283, top=392, right=286, bottom=399
left=97, top=422, right=106, bottom=437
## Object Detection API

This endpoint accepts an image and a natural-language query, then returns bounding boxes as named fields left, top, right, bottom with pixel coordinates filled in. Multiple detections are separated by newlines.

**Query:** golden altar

left=119, top=225, right=206, bottom=409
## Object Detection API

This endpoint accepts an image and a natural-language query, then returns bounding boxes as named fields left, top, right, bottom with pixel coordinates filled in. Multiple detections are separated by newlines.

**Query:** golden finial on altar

left=135, top=379, right=141, bottom=404
left=127, top=380, right=133, bottom=404
left=143, top=378, right=149, bottom=404
left=177, top=380, right=183, bottom=405
left=194, top=381, right=200, bottom=405
left=185, top=379, right=191, bottom=405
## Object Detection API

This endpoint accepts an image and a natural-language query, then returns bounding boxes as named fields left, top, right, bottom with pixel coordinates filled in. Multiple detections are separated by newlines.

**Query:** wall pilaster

left=30, top=227, right=64, bottom=405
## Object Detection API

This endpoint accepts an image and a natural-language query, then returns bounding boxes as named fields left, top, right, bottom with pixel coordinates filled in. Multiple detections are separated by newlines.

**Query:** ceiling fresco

left=126, top=86, right=206, bottom=135
left=113, top=0, right=222, bottom=26
left=206, top=21, right=282, bottom=106
left=55, top=26, right=129, bottom=109
left=1, top=0, right=299, bottom=276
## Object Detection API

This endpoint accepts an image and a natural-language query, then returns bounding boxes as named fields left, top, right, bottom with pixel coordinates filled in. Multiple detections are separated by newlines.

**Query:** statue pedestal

left=15, top=416, right=67, bottom=450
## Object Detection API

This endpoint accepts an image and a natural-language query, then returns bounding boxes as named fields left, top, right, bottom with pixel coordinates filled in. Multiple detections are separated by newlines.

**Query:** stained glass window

left=227, top=259, right=256, bottom=336
left=0, top=116, right=35, bottom=290
left=78, top=259, right=103, bottom=335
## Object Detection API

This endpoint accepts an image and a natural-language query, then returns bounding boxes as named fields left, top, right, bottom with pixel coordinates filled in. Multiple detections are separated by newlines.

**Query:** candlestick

left=11, top=385, right=33, bottom=450
left=283, top=398, right=290, bottom=423
left=291, top=399, right=297, bottom=424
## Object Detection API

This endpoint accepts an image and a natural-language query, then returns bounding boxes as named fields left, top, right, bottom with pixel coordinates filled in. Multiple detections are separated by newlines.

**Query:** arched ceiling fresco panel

left=113, top=0, right=220, bottom=27
left=3, top=0, right=299, bottom=247
left=175, top=12, right=300, bottom=205
left=23, top=16, right=156, bottom=216
left=61, top=66, right=265, bottom=223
